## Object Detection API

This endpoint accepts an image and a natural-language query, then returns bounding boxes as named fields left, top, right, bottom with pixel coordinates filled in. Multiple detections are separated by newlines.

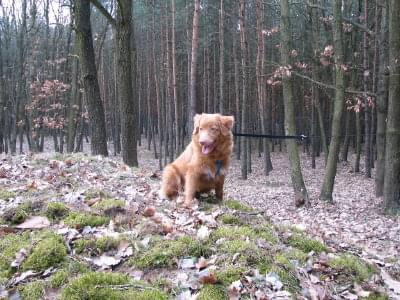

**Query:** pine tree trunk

left=256, top=0, right=272, bottom=175
left=188, top=0, right=200, bottom=135
left=383, top=0, right=400, bottom=213
left=218, top=0, right=226, bottom=114
left=171, top=0, right=180, bottom=153
left=116, top=0, right=138, bottom=166
left=233, top=32, right=241, bottom=160
left=0, top=31, right=5, bottom=153
left=74, top=0, right=108, bottom=156
left=375, top=0, right=389, bottom=197
left=363, top=0, right=372, bottom=178
left=280, top=0, right=309, bottom=205
left=67, top=39, right=80, bottom=152
left=239, top=0, right=248, bottom=180
left=320, top=0, right=346, bottom=202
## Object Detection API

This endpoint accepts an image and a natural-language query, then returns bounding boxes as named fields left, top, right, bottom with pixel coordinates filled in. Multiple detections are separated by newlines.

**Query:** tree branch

left=306, top=1, right=374, bottom=36
left=89, top=0, right=116, bottom=27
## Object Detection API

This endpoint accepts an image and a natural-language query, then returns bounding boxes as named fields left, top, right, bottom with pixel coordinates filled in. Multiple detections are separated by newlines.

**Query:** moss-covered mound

left=60, top=272, right=167, bottom=300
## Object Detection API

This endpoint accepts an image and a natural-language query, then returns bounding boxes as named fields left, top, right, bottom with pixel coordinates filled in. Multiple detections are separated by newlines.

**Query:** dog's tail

left=159, top=164, right=182, bottom=200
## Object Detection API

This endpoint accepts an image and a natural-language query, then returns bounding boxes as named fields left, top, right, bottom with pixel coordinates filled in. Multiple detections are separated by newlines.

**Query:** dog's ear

left=220, top=116, right=234, bottom=136
left=192, top=114, right=201, bottom=135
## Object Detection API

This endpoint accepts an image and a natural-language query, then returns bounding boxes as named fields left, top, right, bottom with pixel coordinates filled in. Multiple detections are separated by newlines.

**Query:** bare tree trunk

left=363, top=0, right=372, bottom=178
left=383, top=0, right=400, bottom=213
left=239, top=0, right=248, bottom=180
left=233, top=32, right=241, bottom=160
left=320, top=0, right=346, bottom=202
left=218, top=0, right=226, bottom=114
left=280, top=0, right=309, bottom=206
left=171, top=0, right=180, bottom=153
left=67, top=38, right=80, bottom=152
left=256, top=0, right=272, bottom=175
left=375, top=0, right=389, bottom=197
left=74, top=0, right=108, bottom=156
left=0, top=31, right=5, bottom=153
left=116, top=0, right=138, bottom=166
left=188, top=0, right=200, bottom=135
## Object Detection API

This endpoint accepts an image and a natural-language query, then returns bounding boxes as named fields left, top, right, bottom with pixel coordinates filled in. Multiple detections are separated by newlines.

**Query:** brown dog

left=160, top=113, right=234, bottom=207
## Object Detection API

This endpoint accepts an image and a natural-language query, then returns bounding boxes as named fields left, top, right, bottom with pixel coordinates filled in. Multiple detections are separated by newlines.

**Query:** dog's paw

left=158, top=189, right=169, bottom=200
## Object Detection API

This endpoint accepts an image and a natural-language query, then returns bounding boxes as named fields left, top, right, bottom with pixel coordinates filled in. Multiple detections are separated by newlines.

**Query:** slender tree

left=74, top=0, right=108, bottom=156
left=188, top=0, right=200, bottom=135
left=320, top=0, right=346, bottom=201
left=375, top=0, right=389, bottom=197
left=239, top=0, right=249, bottom=180
left=383, top=0, right=400, bottom=213
left=280, top=0, right=309, bottom=205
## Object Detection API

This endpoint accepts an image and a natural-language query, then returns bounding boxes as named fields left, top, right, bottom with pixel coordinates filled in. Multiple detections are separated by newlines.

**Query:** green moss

left=61, top=272, right=167, bottom=300
left=50, top=269, right=69, bottom=288
left=197, top=284, right=228, bottom=300
left=74, top=239, right=90, bottom=254
left=3, top=202, right=34, bottom=224
left=61, top=272, right=130, bottom=300
left=0, top=189, right=16, bottom=200
left=270, top=265, right=300, bottom=292
left=221, top=239, right=256, bottom=254
left=18, top=281, right=45, bottom=300
left=95, top=199, right=125, bottom=211
left=130, top=236, right=212, bottom=269
left=286, top=233, right=327, bottom=253
left=95, top=236, right=120, bottom=252
left=329, top=254, right=376, bottom=282
left=64, top=212, right=109, bottom=228
left=46, top=202, right=70, bottom=220
left=220, top=214, right=243, bottom=225
left=223, top=199, right=252, bottom=212
left=74, top=236, right=120, bottom=255
left=254, top=225, right=279, bottom=244
left=0, top=232, right=31, bottom=279
left=363, top=292, right=389, bottom=300
left=284, top=248, right=308, bottom=264
left=84, top=189, right=110, bottom=200
left=124, top=289, right=168, bottom=300
left=216, top=266, right=245, bottom=285
left=22, top=232, right=67, bottom=272
left=212, top=225, right=256, bottom=241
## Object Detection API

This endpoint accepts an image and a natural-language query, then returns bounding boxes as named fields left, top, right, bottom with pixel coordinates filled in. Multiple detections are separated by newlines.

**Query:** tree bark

left=116, top=0, right=138, bottom=166
left=383, top=0, right=400, bottom=213
left=74, top=0, right=108, bottom=156
left=239, top=0, right=249, bottom=180
left=188, top=0, right=200, bottom=135
left=280, top=0, right=309, bottom=205
left=363, top=0, right=372, bottom=178
left=256, top=0, right=273, bottom=175
left=375, top=0, right=389, bottom=197
left=218, top=0, right=226, bottom=114
left=171, top=0, right=180, bottom=153
left=320, top=0, right=346, bottom=202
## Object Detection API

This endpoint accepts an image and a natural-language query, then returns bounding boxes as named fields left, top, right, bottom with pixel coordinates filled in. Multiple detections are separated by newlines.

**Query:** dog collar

left=215, top=160, right=223, bottom=176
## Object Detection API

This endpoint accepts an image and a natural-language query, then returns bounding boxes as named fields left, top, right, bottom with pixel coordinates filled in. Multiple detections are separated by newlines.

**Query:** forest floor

left=0, top=144, right=399, bottom=299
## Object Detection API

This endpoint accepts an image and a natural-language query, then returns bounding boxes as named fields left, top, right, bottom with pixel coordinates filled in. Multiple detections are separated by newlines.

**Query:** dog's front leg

left=215, top=175, right=225, bottom=201
left=183, top=172, right=198, bottom=208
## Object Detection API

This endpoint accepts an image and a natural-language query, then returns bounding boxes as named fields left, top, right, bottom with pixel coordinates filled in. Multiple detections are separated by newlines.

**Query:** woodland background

left=0, top=0, right=399, bottom=213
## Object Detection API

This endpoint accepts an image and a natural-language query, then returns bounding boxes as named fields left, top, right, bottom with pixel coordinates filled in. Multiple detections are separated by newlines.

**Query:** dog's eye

left=211, top=127, right=218, bottom=132
left=199, top=127, right=203, bottom=131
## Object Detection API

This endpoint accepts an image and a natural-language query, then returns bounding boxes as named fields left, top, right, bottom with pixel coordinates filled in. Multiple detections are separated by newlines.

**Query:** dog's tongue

left=202, top=144, right=215, bottom=155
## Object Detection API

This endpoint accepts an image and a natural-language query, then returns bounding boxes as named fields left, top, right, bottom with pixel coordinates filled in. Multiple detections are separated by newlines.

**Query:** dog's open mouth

left=201, top=143, right=216, bottom=155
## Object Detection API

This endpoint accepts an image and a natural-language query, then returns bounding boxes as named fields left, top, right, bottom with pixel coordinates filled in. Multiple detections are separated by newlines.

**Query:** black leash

left=233, top=132, right=308, bottom=141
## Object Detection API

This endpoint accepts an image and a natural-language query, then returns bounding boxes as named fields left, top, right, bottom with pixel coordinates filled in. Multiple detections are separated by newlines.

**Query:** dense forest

left=0, top=0, right=399, bottom=213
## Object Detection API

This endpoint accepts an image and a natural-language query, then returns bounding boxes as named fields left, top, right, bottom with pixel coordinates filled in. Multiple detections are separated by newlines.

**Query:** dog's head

left=192, top=113, right=234, bottom=155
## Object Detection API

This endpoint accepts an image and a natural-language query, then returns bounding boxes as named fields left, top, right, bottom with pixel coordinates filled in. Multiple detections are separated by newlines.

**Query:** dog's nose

left=199, top=141, right=206, bottom=146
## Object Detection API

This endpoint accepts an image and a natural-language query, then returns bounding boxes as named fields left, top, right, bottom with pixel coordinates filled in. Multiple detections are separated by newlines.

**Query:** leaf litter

left=0, top=147, right=398, bottom=299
